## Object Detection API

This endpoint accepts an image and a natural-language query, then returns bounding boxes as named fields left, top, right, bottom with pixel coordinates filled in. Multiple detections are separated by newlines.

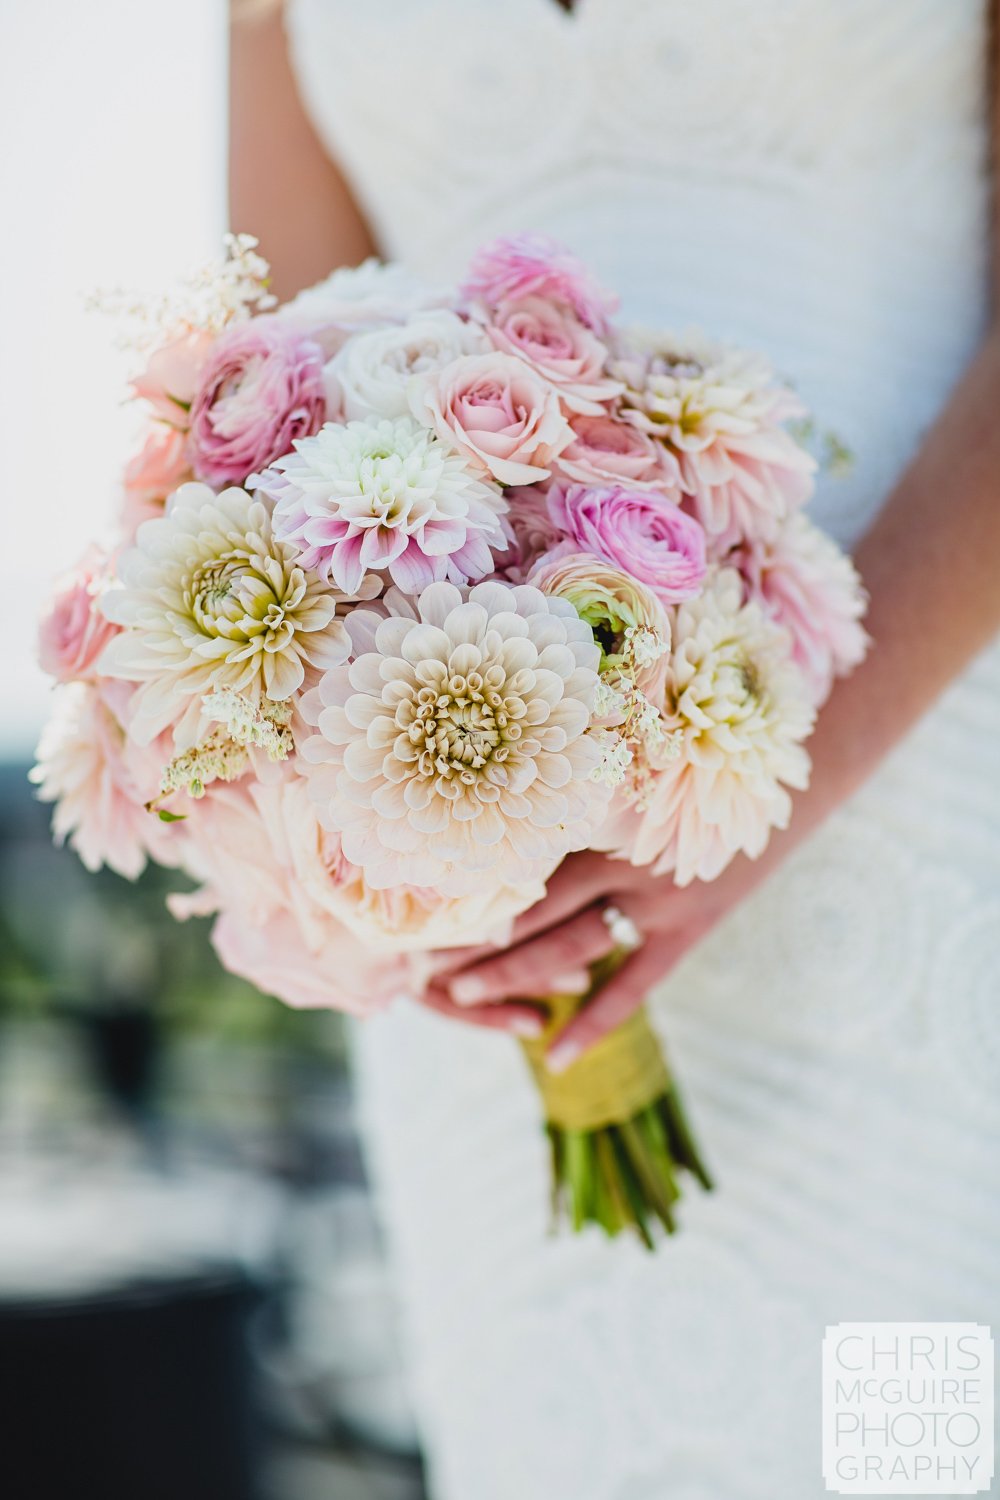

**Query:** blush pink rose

left=410, top=351, right=572, bottom=486
left=494, top=484, right=563, bottom=582
left=121, top=424, right=191, bottom=533
left=38, top=546, right=120, bottom=684
left=554, top=412, right=681, bottom=490
left=547, top=481, right=707, bottom=605
left=211, top=906, right=406, bottom=1014
left=188, top=316, right=327, bottom=487
left=483, top=297, right=620, bottom=413
left=461, top=233, right=618, bottom=335
left=132, top=329, right=212, bottom=427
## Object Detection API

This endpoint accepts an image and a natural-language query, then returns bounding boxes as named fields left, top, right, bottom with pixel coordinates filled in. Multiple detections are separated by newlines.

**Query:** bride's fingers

left=545, top=940, right=677, bottom=1072
left=506, top=857, right=619, bottom=948
left=446, top=904, right=618, bottom=1005
left=418, top=985, right=546, bottom=1039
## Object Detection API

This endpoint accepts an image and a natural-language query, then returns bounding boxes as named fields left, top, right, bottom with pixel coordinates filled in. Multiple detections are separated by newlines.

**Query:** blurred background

left=1, top=4, right=423, bottom=1495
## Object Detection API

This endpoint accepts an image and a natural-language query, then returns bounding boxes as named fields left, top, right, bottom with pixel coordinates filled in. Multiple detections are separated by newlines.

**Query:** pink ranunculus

left=546, top=481, right=707, bottom=606
left=461, top=233, right=618, bottom=335
left=121, top=424, right=191, bottom=534
left=188, top=316, right=327, bottom=488
left=494, top=485, right=564, bottom=582
left=410, top=351, right=572, bottom=487
left=38, top=546, right=120, bottom=684
left=483, top=297, right=620, bottom=414
left=132, top=328, right=213, bottom=427
left=732, top=513, right=869, bottom=706
left=554, top=412, right=682, bottom=490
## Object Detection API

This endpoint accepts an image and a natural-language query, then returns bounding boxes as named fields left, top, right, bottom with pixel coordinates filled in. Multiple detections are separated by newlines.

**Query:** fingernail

left=450, top=974, right=490, bottom=1004
left=547, top=1037, right=582, bottom=1074
left=512, top=1014, right=543, bottom=1039
left=551, top=971, right=588, bottom=994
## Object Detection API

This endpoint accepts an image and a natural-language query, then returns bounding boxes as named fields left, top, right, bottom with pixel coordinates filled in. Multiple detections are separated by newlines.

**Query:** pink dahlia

left=29, top=680, right=180, bottom=880
left=188, top=316, right=326, bottom=487
left=461, top=233, right=618, bottom=335
left=546, top=481, right=707, bottom=606
left=259, top=415, right=508, bottom=596
left=612, top=332, right=816, bottom=547
left=732, top=514, right=869, bottom=706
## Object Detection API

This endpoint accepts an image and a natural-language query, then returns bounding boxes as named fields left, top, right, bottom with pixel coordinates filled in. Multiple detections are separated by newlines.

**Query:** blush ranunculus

left=461, top=233, right=618, bottom=335
left=546, top=481, right=707, bottom=606
left=409, top=351, right=572, bottom=486
left=188, top=316, right=326, bottom=487
left=38, top=545, right=120, bottom=684
left=483, top=297, right=620, bottom=414
left=554, top=412, right=681, bottom=489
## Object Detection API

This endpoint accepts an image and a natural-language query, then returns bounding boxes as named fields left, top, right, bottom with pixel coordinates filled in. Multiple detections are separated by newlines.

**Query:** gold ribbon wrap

left=520, top=990, right=670, bottom=1133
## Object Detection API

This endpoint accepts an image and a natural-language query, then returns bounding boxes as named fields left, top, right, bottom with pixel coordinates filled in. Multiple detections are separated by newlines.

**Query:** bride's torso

left=287, top=0, right=990, bottom=550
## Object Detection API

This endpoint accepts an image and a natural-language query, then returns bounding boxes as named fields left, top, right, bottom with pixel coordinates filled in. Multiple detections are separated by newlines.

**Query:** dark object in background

left=0, top=1270, right=264, bottom=1500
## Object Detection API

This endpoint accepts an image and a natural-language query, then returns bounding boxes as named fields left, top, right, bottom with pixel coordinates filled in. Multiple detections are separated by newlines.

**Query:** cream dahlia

left=612, top=332, right=816, bottom=545
left=298, top=580, right=610, bottom=892
left=99, top=483, right=363, bottom=749
left=257, top=416, right=508, bottom=595
left=595, top=568, right=815, bottom=884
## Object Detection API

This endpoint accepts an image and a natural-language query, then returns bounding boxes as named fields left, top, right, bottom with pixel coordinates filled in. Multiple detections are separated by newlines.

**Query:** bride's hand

left=418, top=849, right=766, bottom=1070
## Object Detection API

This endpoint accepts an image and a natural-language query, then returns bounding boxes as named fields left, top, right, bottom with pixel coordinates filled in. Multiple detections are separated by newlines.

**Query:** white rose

left=324, top=310, right=489, bottom=419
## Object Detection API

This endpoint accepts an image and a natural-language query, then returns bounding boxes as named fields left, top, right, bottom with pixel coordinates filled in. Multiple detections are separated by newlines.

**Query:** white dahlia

left=595, top=568, right=815, bottom=884
left=299, top=580, right=610, bottom=892
left=100, top=483, right=363, bottom=749
left=611, top=331, right=815, bottom=545
left=256, top=416, right=508, bottom=596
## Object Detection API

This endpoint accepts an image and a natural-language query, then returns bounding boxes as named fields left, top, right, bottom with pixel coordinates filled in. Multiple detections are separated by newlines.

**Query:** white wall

left=1, top=0, right=226, bottom=760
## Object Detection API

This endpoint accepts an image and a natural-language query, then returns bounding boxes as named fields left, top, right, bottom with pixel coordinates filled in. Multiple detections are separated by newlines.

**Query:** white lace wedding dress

left=286, top=2, right=1000, bottom=1495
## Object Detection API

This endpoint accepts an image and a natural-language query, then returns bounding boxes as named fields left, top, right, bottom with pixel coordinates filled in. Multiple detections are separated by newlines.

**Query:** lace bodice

left=288, top=0, right=990, bottom=548
left=285, top=6, right=1000, bottom=1498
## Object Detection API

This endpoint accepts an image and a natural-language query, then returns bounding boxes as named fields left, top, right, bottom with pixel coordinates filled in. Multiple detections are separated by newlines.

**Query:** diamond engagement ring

left=600, top=904, right=643, bottom=951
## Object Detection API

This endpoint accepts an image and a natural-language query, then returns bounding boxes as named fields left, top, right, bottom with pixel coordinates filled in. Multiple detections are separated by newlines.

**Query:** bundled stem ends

left=519, top=954, right=712, bottom=1248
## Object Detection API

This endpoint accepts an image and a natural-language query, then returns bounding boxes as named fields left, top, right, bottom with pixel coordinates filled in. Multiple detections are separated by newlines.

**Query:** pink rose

left=461, top=233, right=618, bottom=335
left=211, top=906, right=406, bottom=1016
left=121, top=424, right=191, bottom=534
left=547, top=481, right=707, bottom=605
left=188, top=316, right=326, bottom=487
left=494, top=484, right=563, bottom=582
left=410, top=351, right=572, bottom=486
left=38, top=545, right=119, bottom=684
left=555, top=412, right=681, bottom=490
left=132, top=329, right=212, bottom=427
left=483, top=297, right=620, bottom=413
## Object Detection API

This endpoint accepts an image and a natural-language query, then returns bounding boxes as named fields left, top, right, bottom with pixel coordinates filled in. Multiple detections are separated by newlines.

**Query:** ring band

left=601, top=904, right=643, bottom=952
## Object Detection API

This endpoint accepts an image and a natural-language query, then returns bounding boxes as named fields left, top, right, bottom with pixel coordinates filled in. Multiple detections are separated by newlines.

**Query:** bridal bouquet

left=33, top=234, right=867, bottom=1245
